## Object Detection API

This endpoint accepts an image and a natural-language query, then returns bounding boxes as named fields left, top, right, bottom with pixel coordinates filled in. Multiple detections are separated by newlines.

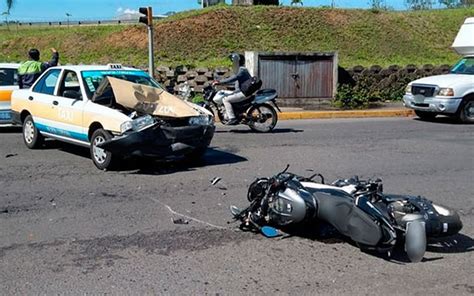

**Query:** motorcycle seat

left=256, top=89, right=276, bottom=96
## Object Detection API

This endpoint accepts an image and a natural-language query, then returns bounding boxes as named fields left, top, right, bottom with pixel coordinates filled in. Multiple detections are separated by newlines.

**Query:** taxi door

left=28, top=69, right=62, bottom=131
left=51, top=70, right=87, bottom=144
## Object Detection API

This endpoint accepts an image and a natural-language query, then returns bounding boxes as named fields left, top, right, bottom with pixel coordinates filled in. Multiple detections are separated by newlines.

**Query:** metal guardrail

left=0, top=16, right=167, bottom=27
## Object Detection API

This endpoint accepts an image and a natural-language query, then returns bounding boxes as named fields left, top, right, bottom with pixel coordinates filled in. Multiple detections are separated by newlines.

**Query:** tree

left=5, top=0, right=14, bottom=12
left=405, top=0, right=434, bottom=10
left=370, top=0, right=387, bottom=9
left=291, top=0, right=303, bottom=5
left=438, top=0, right=473, bottom=7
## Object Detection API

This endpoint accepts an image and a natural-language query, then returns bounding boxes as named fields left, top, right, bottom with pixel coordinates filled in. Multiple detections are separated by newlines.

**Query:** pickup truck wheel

left=459, top=99, right=474, bottom=124
left=90, top=129, right=117, bottom=170
left=23, top=115, right=44, bottom=149
left=414, top=110, right=437, bottom=121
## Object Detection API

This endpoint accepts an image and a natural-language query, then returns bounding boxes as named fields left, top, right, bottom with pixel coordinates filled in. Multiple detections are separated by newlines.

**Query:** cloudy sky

left=1, top=0, right=444, bottom=22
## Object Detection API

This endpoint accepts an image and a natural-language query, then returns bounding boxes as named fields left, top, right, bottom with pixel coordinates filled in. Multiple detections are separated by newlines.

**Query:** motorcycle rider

left=212, top=53, right=252, bottom=125
left=18, top=48, right=59, bottom=89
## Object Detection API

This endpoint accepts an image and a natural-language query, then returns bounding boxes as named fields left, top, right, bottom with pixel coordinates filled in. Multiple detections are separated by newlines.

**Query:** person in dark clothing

left=213, top=53, right=251, bottom=125
left=18, top=48, right=59, bottom=89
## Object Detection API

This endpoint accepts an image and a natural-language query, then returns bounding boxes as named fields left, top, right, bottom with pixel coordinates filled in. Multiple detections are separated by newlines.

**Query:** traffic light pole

left=147, top=24, right=155, bottom=78
left=139, top=6, right=155, bottom=78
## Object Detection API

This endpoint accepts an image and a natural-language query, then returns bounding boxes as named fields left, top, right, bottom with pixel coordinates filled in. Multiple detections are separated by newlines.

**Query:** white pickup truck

left=403, top=17, right=474, bottom=123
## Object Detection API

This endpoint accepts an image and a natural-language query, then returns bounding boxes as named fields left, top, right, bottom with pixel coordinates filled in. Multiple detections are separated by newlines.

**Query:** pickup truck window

left=81, top=70, right=161, bottom=100
left=33, top=69, right=61, bottom=95
left=451, top=57, right=474, bottom=75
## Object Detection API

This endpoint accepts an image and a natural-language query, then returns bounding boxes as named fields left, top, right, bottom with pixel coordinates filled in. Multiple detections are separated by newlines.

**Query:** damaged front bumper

left=98, top=123, right=215, bottom=158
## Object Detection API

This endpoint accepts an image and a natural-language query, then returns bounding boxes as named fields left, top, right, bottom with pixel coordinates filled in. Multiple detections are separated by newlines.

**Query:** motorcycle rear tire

left=247, top=103, right=278, bottom=133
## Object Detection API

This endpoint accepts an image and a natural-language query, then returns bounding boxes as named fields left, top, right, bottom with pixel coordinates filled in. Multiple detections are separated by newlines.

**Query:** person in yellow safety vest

left=18, top=48, right=59, bottom=89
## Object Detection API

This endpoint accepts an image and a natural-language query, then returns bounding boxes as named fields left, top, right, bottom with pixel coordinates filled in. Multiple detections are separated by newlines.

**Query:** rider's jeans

left=216, top=90, right=246, bottom=120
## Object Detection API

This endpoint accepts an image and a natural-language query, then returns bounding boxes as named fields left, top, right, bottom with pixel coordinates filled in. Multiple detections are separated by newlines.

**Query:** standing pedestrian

left=18, top=48, right=59, bottom=89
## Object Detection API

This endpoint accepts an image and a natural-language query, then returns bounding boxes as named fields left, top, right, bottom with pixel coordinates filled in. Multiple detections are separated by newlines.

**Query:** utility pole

left=139, top=7, right=155, bottom=78
left=66, top=13, right=71, bottom=28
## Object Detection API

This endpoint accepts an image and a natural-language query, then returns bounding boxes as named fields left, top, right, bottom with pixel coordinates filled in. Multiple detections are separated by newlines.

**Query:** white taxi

left=11, top=64, right=215, bottom=170
left=0, top=63, right=20, bottom=124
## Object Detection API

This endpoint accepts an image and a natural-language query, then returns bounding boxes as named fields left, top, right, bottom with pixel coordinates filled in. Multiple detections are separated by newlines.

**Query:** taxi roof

left=49, top=64, right=143, bottom=72
left=0, top=63, right=20, bottom=69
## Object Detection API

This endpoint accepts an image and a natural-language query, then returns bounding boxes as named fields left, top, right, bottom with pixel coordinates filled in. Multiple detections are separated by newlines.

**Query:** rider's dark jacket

left=219, top=67, right=251, bottom=92
left=18, top=52, right=59, bottom=89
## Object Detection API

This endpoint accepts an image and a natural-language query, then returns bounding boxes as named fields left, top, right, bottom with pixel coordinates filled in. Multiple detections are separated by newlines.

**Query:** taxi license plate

left=0, top=111, right=11, bottom=120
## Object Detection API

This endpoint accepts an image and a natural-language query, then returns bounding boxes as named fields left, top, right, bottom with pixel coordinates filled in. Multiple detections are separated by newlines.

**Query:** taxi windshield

left=81, top=70, right=162, bottom=99
left=450, top=57, right=474, bottom=75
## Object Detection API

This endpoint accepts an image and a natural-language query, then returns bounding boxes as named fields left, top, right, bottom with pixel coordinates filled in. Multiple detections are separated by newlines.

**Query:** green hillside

left=1, top=6, right=473, bottom=68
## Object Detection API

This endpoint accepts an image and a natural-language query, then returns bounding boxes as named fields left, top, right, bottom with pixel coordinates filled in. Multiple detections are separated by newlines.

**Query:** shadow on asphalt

left=413, top=116, right=466, bottom=125
left=33, top=141, right=247, bottom=174
left=0, top=126, right=22, bottom=133
left=215, top=128, right=304, bottom=134
left=126, top=147, right=247, bottom=175
left=256, top=221, right=474, bottom=264
left=426, top=233, right=474, bottom=254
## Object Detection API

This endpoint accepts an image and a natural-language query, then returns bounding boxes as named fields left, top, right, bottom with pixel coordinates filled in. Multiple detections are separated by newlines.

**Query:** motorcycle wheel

left=247, top=103, right=278, bottom=133
left=405, top=220, right=426, bottom=263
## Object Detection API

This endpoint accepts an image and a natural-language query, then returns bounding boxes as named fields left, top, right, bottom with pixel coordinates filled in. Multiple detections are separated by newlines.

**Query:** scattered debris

left=210, top=177, right=227, bottom=190
left=172, top=218, right=190, bottom=225
left=210, top=177, right=221, bottom=186
left=5, top=153, right=17, bottom=158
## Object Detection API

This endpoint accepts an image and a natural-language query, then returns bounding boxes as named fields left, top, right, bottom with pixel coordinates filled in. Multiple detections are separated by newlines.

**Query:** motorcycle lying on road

left=230, top=166, right=463, bottom=262
left=201, top=85, right=280, bottom=133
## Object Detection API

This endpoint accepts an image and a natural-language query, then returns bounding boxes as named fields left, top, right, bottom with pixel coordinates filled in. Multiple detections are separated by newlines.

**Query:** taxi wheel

left=90, top=129, right=117, bottom=170
left=23, top=115, right=44, bottom=149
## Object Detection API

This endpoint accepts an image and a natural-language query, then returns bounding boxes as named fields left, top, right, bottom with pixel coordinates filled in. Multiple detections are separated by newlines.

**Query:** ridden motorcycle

left=230, top=166, right=463, bottom=262
left=202, top=85, right=280, bottom=133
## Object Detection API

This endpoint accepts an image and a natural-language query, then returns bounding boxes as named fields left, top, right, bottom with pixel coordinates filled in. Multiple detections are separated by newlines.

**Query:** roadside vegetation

left=1, top=6, right=473, bottom=68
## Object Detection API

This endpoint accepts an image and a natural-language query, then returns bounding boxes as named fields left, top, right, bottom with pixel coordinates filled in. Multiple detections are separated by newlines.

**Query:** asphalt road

left=1, top=117, right=473, bottom=295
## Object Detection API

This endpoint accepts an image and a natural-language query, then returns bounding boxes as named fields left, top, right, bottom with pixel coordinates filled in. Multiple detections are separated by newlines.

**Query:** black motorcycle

left=231, top=167, right=463, bottom=262
left=202, top=85, right=280, bottom=133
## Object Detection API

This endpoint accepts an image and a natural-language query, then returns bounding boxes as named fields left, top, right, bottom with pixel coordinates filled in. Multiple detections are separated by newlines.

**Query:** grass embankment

left=1, top=6, right=473, bottom=68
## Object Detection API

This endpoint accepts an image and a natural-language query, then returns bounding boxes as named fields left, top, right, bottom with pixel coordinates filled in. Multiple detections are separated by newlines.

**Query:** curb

left=278, top=109, right=415, bottom=120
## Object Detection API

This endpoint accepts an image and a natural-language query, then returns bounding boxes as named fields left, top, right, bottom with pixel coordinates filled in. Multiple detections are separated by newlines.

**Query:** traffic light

left=139, top=7, right=153, bottom=26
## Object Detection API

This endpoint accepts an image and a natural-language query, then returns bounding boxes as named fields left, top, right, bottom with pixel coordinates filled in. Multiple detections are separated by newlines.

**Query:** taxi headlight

left=120, top=115, right=156, bottom=134
left=120, top=121, right=133, bottom=134
left=438, top=88, right=454, bottom=97
left=189, top=115, right=212, bottom=126
left=405, top=84, right=412, bottom=94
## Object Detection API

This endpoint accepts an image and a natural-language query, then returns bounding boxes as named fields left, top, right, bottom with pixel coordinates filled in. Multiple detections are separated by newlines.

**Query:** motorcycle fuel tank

left=268, top=186, right=316, bottom=225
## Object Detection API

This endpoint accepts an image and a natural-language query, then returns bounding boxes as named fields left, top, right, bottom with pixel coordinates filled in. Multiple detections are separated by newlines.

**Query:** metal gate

left=258, top=54, right=334, bottom=99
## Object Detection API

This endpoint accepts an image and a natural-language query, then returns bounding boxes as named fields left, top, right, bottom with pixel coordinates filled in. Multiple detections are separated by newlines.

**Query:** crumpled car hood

left=106, top=76, right=200, bottom=118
